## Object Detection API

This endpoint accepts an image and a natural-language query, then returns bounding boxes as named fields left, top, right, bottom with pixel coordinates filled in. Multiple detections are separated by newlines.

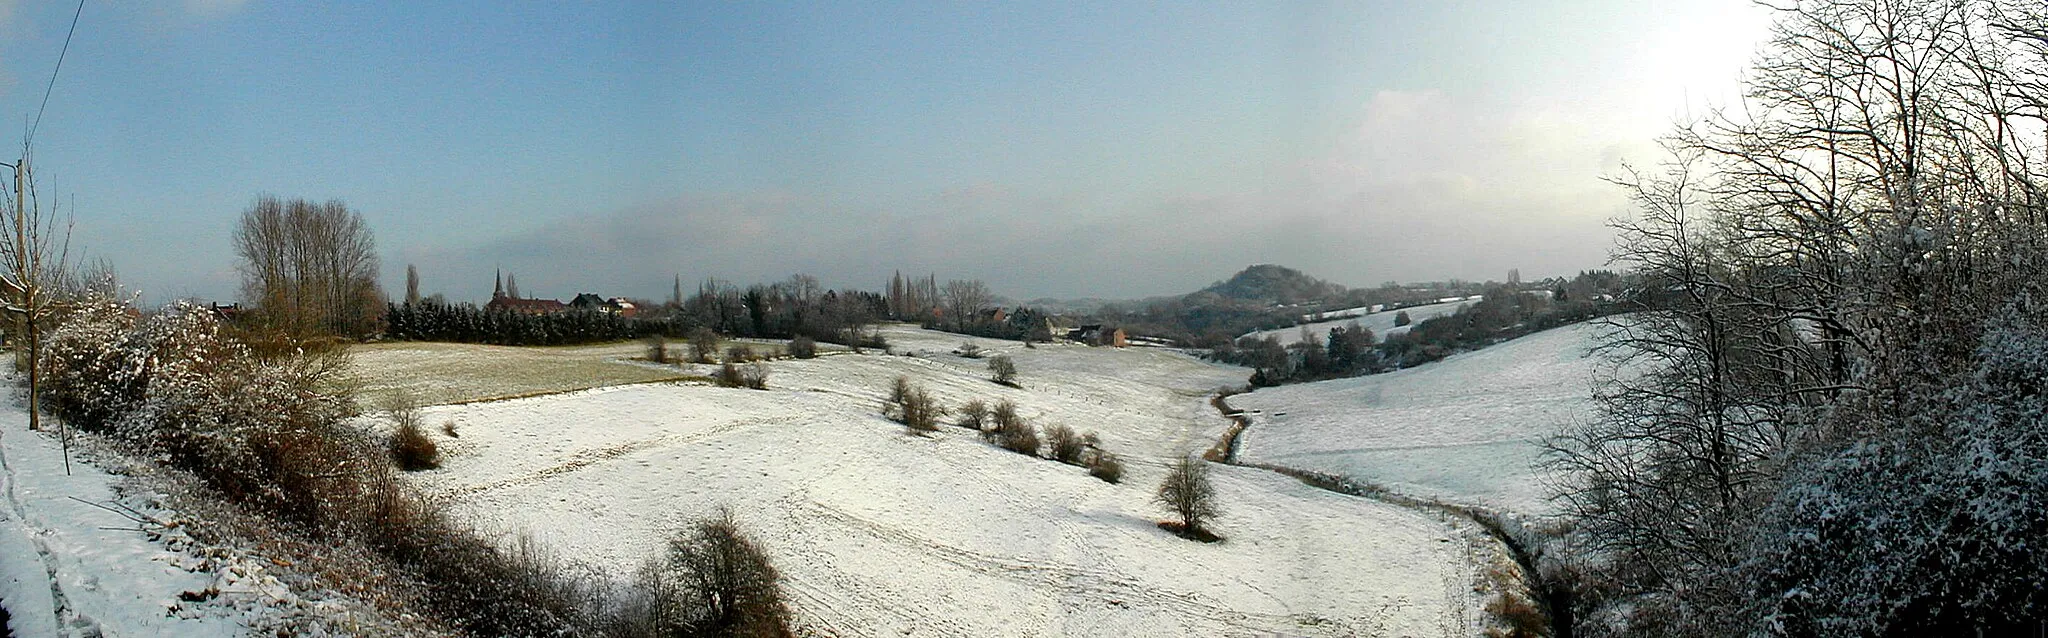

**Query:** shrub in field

left=1046, top=424, right=1085, bottom=465
left=1156, top=455, right=1220, bottom=541
left=956, top=399, right=990, bottom=431
left=384, top=391, right=440, bottom=471
left=886, top=375, right=912, bottom=407
left=726, top=344, right=758, bottom=363
left=955, top=341, right=983, bottom=358
left=988, top=355, right=1018, bottom=387
left=609, top=508, right=792, bottom=638
left=644, top=334, right=670, bottom=364
left=689, top=327, right=720, bottom=364
left=1087, top=449, right=1125, bottom=484
left=788, top=335, right=817, bottom=359
left=440, top=420, right=460, bottom=438
left=717, top=362, right=769, bottom=390
left=987, top=400, right=1038, bottom=455
left=882, top=377, right=945, bottom=433
left=982, top=399, right=1017, bottom=444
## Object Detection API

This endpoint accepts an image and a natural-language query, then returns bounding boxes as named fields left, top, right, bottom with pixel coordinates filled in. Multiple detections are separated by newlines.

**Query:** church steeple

left=494, top=268, right=505, bottom=299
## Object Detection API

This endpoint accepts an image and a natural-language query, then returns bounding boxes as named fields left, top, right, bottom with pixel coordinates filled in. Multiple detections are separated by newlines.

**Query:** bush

left=956, top=399, right=990, bottom=431
left=718, top=362, right=770, bottom=390
left=988, top=355, right=1018, bottom=387
left=689, top=327, right=720, bottom=364
left=44, top=299, right=590, bottom=636
left=1394, top=310, right=1412, bottom=327
left=726, top=344, right=758, bottom=363
left=956, top=341, right=983, bottom=358
left=1046, top=424, right=1085, bottom=465
left=788, top=335, right=817, bottom=359
left=644, top=334, right=670, bottom=364
left=1156, top=455, right=1220, bottom=541
left=386, top=392, right=441, bottom=471
left=883, top=378, right=945, bottom=434
left=988, top=400, right=1037, bottom=455
left=440, top=420, right=460, bottom=438
left=886, top=375, right=912, bottom=407
left=608, top=508, right=792, bottom=638
left=1087, top=449, right=1125, bottom=484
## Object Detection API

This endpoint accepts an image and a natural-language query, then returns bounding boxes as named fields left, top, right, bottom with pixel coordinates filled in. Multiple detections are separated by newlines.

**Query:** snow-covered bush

left=1734, top=301, right=2048, bottom=635
left=42, top=302, right=369, bottom=529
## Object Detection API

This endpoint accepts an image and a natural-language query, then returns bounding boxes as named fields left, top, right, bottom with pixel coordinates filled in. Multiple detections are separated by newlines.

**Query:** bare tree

left=404, top=263, right=420, bottom=306
left=942, top=279, right=992, bottom=331
left=232, top=196, right=382, bottom=337
left=1, top=148, right=72, bottom=468
left=1155, top=455, right=1218, bottom=540
left=988, top=354, right=1018, bottom=386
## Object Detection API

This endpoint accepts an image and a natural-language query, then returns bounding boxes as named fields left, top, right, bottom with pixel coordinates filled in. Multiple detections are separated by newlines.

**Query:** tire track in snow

left=434, top=414, right=796, bottom=499
left=0, top=425, right=92, bottom=637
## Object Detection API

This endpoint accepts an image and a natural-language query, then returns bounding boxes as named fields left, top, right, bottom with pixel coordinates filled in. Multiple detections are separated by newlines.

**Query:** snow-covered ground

left=0, top=400, right=252, bottom=636
left=1233, top=322, right=1608, bottom=514
left=1243, top=299, right=1473, bottom=347
left=403, top=325, right=1498, bottom=636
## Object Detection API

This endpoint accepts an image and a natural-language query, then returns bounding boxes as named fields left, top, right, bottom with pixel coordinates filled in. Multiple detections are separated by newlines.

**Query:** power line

left=26, top=0, right=88, bottom=147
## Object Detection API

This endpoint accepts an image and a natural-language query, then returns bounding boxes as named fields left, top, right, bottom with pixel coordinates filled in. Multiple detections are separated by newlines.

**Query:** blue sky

left=0, top=1, right=1772, bottom=303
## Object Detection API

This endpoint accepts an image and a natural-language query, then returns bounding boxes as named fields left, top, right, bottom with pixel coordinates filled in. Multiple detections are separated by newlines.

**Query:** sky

left=0, top=1, right=1775, bottom=304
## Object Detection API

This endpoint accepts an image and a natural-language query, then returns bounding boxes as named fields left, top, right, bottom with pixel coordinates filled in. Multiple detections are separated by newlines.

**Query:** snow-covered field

left=1244, top=299, right=1473, bottom=347
left=1233, top=322, right=1608, bottom=514
left=399, top=326, right=1499, bottom=636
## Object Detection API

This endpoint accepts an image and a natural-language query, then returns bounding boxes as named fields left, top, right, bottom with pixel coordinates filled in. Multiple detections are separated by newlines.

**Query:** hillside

left=1194, top=264, right=1350, bottom=306
left=1232, top=321, right=1610, bottom=514
left=375, top=326, right=1504, bottom=636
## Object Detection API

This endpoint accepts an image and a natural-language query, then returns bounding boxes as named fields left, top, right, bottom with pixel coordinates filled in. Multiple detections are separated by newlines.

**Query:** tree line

left=1211, top=272, right=1627, bottom=386
left=1544, top=1, right=2048, bottom=634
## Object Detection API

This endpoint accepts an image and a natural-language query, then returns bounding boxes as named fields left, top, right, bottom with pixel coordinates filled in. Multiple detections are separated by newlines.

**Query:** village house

left=1067, top=324, right=1128, bottom=348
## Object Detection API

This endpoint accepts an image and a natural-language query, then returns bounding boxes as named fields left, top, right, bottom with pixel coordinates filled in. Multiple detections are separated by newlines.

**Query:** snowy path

left=402, top=326, right=1490, bottom=637
left=0, top=400, right=244, bottom=637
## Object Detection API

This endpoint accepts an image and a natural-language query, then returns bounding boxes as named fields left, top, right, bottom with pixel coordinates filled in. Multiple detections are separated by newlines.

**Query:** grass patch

left=351, top=340, right=693, bottom=406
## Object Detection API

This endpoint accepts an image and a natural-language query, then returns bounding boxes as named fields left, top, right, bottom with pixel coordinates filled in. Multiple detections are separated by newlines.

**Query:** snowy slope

left=1233, top=322, right=1608, bottom=514
left=406, top=326, right=1492, bottom=637
left=0, top=403, right=247, bottom=637
left=1243, top=299, right=1472, bottom=347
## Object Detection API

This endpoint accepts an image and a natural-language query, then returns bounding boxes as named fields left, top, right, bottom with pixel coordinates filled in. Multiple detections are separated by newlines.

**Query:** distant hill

left=1194, top=264, right=1351, bottom=306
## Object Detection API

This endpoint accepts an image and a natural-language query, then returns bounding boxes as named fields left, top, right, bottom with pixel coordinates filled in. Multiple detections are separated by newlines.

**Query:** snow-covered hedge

left=40, top=300, right=367, bottom=529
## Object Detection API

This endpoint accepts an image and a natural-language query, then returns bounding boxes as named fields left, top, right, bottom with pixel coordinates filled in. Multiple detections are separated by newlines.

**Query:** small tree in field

left=644, top=334, right=670, bottom=364
left=1393, top=310, right=1412, bottom=327
left=689, top=327, right=720, bottom=364
left=1046, top=424, right=1085, bottom=465
left=956, top=399, right=990, bottom=431
left=1156, top=455, right=1219, bottom=541
left=632, top=507, right=792, bottom=637
left=882, top=376, right=944, bottom=434
left=988, top=355, right=1018, bottom=387
left=788, top=335, right=817, bottom=359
